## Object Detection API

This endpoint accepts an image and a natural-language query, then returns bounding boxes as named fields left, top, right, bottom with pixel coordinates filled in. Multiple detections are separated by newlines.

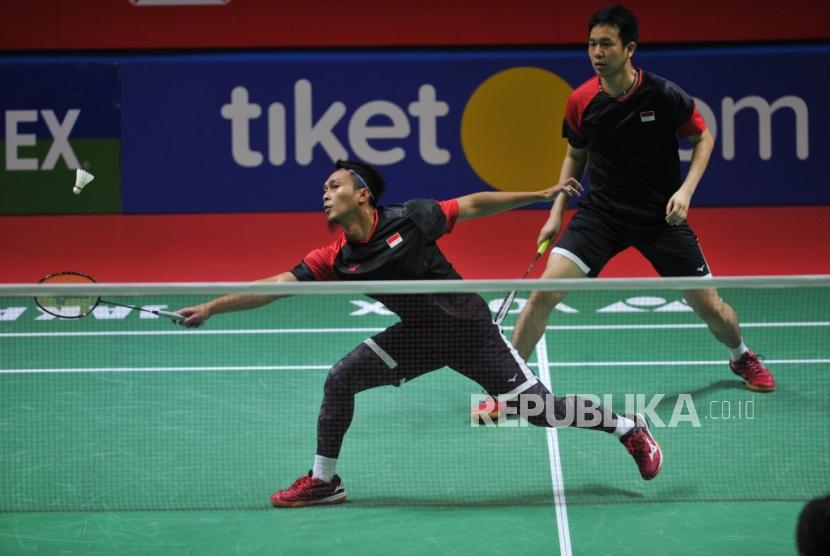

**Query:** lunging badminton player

left=177, top=160, right=662, bottom=508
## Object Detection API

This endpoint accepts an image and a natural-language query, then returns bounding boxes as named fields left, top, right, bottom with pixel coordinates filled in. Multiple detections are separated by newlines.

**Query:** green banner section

left=0, top=139, right=121, bottom=214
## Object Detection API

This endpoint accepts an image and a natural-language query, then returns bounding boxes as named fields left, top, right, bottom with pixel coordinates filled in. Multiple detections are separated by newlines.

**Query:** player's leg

left=517, top=382, right=663, bottom=481
left=682, top=287, right=741, bottom=347
left=457, top=320, right=662, bottom=480
left=272, top=322, right=447, bottom=507
left=683, top=287, right=775, bottom=392
left=478, top=210, right=625, bottom=420
left=635, top=223, right=775, bottom=392
left=512, top=209, right=625, bottom=360
left=271, top=340, right=396, bottom=507
left=512, top=254, right=584, bottom=360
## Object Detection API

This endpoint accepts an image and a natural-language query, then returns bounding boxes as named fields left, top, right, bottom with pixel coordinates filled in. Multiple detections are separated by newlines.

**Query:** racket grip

left=156, top=309, right=185, bottom=322
left=537, top=238, right=552, bottom=255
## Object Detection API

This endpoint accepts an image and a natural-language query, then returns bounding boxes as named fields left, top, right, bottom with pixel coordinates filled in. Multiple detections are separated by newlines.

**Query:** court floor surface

left=1, top=288, right=827, bottom=554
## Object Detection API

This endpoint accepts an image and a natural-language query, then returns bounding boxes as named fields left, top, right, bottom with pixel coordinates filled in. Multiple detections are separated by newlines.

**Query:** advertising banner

left=119, top=45, right=826, bottom=213
left=1, top=45, right=826, bottom=214
left=0, top=63, right=121, bottom=214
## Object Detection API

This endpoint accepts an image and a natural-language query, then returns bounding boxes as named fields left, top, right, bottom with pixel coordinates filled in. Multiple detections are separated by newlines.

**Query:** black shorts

left=335, top=315, right=538, bottom=398
left=555, top=208, right=711, bottom=278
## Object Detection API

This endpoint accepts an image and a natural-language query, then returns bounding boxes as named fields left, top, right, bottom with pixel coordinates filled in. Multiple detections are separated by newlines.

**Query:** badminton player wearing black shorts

left=178, top=159, right=663, bottom=507
left=511, top=4, right=775, bottom=393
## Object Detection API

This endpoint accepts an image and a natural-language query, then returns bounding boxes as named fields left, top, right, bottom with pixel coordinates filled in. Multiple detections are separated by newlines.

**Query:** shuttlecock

left=73, top=169, right=94, bottom=195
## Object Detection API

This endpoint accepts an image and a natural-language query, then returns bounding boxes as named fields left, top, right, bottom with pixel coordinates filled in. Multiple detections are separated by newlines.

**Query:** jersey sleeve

left=562, top=93, right=589, bottom=149
left=405, top=198, right=457, bottom=242
left=289, top=235, right=345, bottom=281
left=438, top=199, right=459, bottom=234
left=664, top=79, right=707, bottom=137
left=676, top=102, right=706, bottom=137
left=562, top=79, right=599, bottom=149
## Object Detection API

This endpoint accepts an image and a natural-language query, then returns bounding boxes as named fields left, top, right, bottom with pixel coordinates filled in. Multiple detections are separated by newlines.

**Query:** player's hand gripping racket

left=494, top=239, right=551, bottom=325
left=34, top=271, right=185, bottom=322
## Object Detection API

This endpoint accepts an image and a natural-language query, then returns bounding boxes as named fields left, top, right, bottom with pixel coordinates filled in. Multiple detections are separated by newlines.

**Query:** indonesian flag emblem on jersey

left=386, top=232, right=403, bottom=248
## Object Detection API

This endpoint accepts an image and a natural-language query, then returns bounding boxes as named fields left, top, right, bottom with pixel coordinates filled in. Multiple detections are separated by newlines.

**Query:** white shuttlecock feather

left=73, top=169, right=95, bottom=195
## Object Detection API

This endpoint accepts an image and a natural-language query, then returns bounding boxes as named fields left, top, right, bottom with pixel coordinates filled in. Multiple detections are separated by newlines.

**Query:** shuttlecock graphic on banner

left=73, top=169, right=95, bottom=195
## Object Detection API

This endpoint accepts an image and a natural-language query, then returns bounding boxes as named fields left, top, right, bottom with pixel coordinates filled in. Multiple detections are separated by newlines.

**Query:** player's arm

left=666, top=128, right=714, bottom=225
left=177, top=272, right=297, bottom=327
left=455, top=180, right=582, bottom=222
left=537, top=145, right=588, bottom=245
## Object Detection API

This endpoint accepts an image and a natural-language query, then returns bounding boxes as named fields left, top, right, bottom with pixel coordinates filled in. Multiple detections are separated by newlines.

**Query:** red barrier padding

left=2, top=206, right=828, bottom=282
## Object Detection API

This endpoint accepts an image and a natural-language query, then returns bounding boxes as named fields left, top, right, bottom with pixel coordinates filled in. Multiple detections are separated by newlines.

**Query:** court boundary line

left=1, top=359, right=827, bottom=375
left=2, top=320, right=828, bottom=338
left=536, top=336, right=572, bottom=556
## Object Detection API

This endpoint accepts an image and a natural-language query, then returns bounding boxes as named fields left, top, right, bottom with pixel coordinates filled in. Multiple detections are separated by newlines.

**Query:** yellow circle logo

left=461, top=67, right=573, bottom=191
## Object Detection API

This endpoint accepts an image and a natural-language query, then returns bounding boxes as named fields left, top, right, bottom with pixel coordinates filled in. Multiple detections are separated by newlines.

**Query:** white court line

left=544, top=321, right=830, bottom=330
left=1, top=359, right=827, bottom=375
left=0, top=328, right=385, bottom=338
left=535, top=336, right=572, bottom=556
left=0, top=365, right=330, bottom=374
left=1, top=320, right=828, bottom=338
left=542, top=359, right=830, bottom=367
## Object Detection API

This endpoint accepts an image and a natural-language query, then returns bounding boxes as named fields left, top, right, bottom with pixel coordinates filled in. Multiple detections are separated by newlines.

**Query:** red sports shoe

left=730, top=351, right=776, bottom=392
left=271, top=471, right=347, bottom=508
left=471, top=396, right=514, bottom=421
left=621, top=414, right=663, bottom=481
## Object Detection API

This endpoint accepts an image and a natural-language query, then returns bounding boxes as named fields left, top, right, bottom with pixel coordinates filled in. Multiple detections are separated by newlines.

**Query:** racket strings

left=34, top=271, right=184, bottom=321
left=36, top=272, right=100, bottom=318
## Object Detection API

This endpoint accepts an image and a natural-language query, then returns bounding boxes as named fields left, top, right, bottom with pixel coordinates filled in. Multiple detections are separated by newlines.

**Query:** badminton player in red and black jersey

left=512, top=4, right=775, bottom=392
left=177, top=159, right=664, bottom=507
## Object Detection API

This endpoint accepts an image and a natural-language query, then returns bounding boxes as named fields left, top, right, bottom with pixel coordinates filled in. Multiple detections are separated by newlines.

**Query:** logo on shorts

left=640, top=110, right=656, bottom=122
left=386, top=232, right=403, bottom=248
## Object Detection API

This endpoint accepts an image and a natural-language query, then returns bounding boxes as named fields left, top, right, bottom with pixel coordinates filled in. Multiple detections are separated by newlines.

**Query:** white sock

left=613, top=416, right=636, bottom=439
left=729, top=341, right=749, bottom=361
left=311, top=455, right=337, bottom=483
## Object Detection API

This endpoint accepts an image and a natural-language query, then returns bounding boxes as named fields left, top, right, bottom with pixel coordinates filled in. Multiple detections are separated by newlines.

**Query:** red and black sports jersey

left=291, top=198, right=490, bottom=321
left=563, top=68, right=706, bottom=224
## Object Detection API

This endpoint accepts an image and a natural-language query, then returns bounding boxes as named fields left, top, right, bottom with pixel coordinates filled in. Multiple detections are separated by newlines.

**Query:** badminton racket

left=494, top=239, right=551, bottom=325
left=34, top=271, right=185, bottom=321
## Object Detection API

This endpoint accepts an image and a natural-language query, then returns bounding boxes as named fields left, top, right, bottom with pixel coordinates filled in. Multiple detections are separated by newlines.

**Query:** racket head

left=35, top=271, right=101, bottom=319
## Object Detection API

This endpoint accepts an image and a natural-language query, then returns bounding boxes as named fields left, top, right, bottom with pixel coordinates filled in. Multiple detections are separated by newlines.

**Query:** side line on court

left=0, top=328, right=386, bottom=338
left=536, top=336, right=573, bottom=556
left=0, top=366, right=330, bottom=374
left=1, top=359, right=827, bottom=375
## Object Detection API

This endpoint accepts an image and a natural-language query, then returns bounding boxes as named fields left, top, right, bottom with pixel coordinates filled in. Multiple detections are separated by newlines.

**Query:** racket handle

left=156, top=309, right=185, bottom=322
left=537, top=238, right=552, bottom=256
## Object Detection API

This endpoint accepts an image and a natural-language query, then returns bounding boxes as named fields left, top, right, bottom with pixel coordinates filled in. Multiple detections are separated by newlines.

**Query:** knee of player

left=527, top=289, right=566, bottom=310
left=522, top=397, right=567, bottom=428
left=516, top=383, right=562, bottom=427
left=686, top=294, right=726, bottom=320
left=323, top=365, right=353, bottom=396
